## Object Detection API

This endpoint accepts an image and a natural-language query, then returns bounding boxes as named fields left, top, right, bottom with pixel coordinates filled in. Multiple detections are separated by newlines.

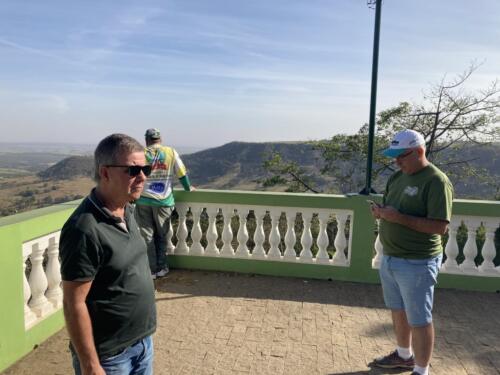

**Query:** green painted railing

left=0, top=201, right=79, bottom=373
left=0, top=190, right=499, bottom=372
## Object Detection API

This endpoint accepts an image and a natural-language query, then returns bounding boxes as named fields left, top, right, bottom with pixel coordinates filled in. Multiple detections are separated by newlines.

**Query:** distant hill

left=38, top=156, right=94, bottom=180
left=36, top=141, right=499, bottom=198
left=182, top=141, right=329, bottom=190
left=0, top=142, right=94, bottom=155
left=0, top=152, right=70, bottom=173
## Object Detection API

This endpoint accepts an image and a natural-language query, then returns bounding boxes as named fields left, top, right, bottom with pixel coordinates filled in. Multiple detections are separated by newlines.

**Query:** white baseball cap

left=382, top=129, right=426, bottom=158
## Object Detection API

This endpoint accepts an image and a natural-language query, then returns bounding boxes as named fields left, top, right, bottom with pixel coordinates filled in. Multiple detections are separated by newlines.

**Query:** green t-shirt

left=379, top=163, right=454, bottom=259
left=60, top=190, right=156, bottom=357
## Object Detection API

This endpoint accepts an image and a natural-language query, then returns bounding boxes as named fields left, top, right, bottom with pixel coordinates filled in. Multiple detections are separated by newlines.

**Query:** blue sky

left=0, top=0, right=498, bottom=148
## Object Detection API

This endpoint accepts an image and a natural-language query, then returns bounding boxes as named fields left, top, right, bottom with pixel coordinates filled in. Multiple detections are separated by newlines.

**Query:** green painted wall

left=0, top=192, right=499, bottom=371
left=172, top=192, right=500, bottom=292
left=0, top=202, right=79, bottom=373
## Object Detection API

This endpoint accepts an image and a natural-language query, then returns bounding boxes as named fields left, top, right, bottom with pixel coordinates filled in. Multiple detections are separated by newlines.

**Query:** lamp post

left=360, top=0, right=382, bottom=195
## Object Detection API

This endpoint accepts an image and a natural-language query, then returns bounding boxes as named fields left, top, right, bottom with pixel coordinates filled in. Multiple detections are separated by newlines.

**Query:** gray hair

left=94, top=134, right=144, bottom=182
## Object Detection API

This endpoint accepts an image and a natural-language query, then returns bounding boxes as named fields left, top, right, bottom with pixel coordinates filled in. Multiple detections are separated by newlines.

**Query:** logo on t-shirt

left=149, top=182, right=166, bottom=193
left=403, top=186, right=418, bottom=196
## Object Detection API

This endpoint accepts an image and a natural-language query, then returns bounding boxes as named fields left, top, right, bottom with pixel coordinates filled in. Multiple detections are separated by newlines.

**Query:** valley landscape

left=0, top=141, right=499, bottom=218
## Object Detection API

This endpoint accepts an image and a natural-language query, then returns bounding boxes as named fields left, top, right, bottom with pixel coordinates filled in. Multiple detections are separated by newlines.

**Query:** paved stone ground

left=4, top=270, right=500, bottom=375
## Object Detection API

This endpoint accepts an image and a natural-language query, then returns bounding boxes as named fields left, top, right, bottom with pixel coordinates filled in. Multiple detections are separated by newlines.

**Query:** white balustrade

left=220, top=208, right=235, bottom=257
left=283, top=211, right=297, bottom=261
left=204, top=207, right=220, bottom=256
left=45, top=236, right=62, bottom=308
left=478, top=218, right=500, bottom=275
left=459, top=218, right=481, bottom=274
left=252, top=209, right=267, bottom=259
left=235, top=209, right=250, bottom=258
left=166, top=219, right=175, bottom=254
left=299, top=213, right=314, bottom=261
left=315, top=212, right=330, bottom=264
left=28, top=243, right=52, bottom=317
left=189, top=207, right=204, bottom=256
left=371, top=220, right=383, bottom=269
left=23, top=251, right=37, bottom=330
left=165, top=204, right=353, bottom=266
left=373, top=214, right=500, bottom=277
left=22, top=231, right=62, bottom=330
left=267, top=210, right=282, bottom=259
left=441, top=218, right=461, bottom=273
left=12, top=201, right=500, bottom=340
left=175, top=206, right=189, bottom=254
left=332, top=212, right=348, bottom=266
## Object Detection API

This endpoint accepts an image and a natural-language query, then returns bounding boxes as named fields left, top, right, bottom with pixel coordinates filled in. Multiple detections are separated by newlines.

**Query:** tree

left=262, top=153, right=320, bottom=193
left=263, top=63, right=500, bottom=194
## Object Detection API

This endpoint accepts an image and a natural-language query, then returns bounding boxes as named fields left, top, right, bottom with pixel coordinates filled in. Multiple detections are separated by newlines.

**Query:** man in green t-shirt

left=370, top=129, right=453, bottom=375
left=60, top=134, right=157, bottom=375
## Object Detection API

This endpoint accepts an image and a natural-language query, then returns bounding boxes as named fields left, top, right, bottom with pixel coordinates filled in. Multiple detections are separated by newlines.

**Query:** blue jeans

left=379, top=255, right=442, bottom=327
left=72, top=336, right=154, bottom=375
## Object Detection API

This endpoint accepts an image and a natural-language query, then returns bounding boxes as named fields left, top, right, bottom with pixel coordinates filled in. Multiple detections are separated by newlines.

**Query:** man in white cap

left=135, top=128, right=194, bottom=279
left=370, top=129, right=454, bottom=375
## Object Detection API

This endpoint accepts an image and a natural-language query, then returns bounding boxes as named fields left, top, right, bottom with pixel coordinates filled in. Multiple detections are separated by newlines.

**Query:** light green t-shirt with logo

left=379, top=163, right=454, bottom=259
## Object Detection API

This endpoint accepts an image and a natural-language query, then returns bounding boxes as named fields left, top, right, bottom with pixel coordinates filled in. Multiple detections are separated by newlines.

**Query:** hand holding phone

left=367, top=200, right=382, bottom=219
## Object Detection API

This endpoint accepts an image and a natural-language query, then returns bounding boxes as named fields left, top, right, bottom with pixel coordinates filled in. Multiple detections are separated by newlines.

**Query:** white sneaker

left=151, top=272, right=157, bottom=280
left=156, top=267, right=169, bottom=278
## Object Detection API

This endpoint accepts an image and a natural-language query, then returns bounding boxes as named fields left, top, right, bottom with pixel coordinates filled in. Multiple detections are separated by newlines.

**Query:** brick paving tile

left=3, top=270, right=500, bottom=375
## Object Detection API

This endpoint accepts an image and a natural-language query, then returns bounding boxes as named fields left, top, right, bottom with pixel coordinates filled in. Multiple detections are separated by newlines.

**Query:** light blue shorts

left=379, top=254, right=442, bottom=327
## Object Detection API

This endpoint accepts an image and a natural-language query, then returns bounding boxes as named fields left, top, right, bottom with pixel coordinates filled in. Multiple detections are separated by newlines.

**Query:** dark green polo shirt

left=379, top=163, right=454, bottom=259
left=60, top=189, right=156, bottom=358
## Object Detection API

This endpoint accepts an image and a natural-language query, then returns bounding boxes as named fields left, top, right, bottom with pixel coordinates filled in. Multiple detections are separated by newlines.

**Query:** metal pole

left=360, top=0, right=382, bottom=195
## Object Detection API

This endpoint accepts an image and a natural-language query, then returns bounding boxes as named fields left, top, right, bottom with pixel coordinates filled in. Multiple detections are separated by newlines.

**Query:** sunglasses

left=396, top=149, right=413, bottom=160
left=105, top=165, right=152, bottom=177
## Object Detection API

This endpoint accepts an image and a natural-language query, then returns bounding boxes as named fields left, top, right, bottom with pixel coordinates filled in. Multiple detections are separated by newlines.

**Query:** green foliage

left=262, top=152, right=319, bottom=193
left=263, top=63, right=500, bottom=195
left=443, top=224, right=500, bottom=267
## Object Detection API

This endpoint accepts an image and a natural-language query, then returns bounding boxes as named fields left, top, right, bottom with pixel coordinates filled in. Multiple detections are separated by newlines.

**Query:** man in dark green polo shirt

left=370, top=129, right=453, bottom=375
left=60, top=134, right=156, bottom=375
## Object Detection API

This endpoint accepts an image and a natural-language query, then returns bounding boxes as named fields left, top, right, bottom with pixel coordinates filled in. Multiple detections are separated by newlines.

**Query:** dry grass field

left=0, top=175, right=94, bottom=217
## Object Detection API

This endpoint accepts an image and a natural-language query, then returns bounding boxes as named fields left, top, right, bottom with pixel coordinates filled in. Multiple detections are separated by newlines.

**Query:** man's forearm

left=391, top=211, right=448, bottom=235
left=63, top=300, right=101, bottom=371
left=179, top=175, right=191, bottom=191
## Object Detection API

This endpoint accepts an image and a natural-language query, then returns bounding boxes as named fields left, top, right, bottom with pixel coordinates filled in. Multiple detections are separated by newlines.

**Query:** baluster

left=316, top=212, right=330, bottom=264
left=283, top=211, right=297, bottom=261
left=371, top=221, right=384, bottom=269
left=175, top=206, right=189, bottom=254
left=332, top=212, right=348, bottom=266
left=441, top=218, right=461, bottom=273
left=235, top=209, right=250, bottom=258
left=28, top=243, right=52, bottom=317
left=299, top=212, right=313, bottom=261
left=189, top=207, right=204, bottom=256
left=220, top=208, right=235, bottom=257
left=166, top=219, right=175, bottom=254
left=267, top=210, right=282, bottom=259
left=459, top=218, right=480, bottom=274
left=252, top=209, right=267, bottom=258
left=23, top=250, right=37, bottom=329
left=45, top=234, right=62, bottom=309
left=205, top=208, right=220, bottom=256
left=478, top=219, right=500, bottom=275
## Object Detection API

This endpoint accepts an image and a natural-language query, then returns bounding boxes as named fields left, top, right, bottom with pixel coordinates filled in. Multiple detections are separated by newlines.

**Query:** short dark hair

left=94, top=134, right=144, bottom=182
